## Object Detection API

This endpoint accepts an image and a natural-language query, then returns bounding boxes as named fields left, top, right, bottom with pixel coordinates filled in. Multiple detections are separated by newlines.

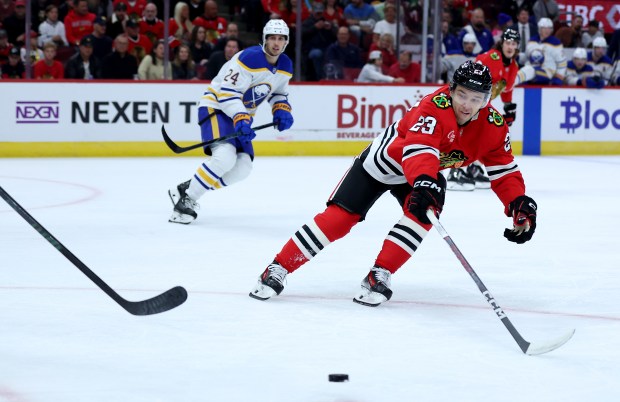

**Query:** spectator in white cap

left=516, top=17, right=566, bottom=85
left=440, top=33, right=478, bottom=82
left=357, top=49, right=405, bottom=83
left=565, top=47, right=603, bottom=88
left=587, top=37, right=614, bottom=83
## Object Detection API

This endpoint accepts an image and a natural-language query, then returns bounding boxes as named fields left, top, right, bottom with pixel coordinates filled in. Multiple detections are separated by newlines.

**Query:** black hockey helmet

left=502, top=27, right=521, bottom=44
left=450, top=60, right=493, bottom=102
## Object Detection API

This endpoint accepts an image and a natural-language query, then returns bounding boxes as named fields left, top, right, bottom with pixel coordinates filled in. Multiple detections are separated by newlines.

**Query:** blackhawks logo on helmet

left=432, top=93, right=451, bottom=109
left=439, top=150, right=468, bottom=168
left=487, top=107, right=505, bottom=126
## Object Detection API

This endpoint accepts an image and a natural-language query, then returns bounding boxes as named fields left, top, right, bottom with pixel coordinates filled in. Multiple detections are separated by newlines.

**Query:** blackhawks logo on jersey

left=491, top=79, right=507, bottom=100
left=487, top=107, right=504, bottom=126
left=439, top=150, right=468, bottom=168
left=490, top=52, right=500, bottom=61
left=432, top=93, right=451, bottom=109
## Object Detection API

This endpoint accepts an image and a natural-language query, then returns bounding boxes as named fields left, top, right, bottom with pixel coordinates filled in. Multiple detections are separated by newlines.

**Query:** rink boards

left=1, top=81, right=619, bottom=157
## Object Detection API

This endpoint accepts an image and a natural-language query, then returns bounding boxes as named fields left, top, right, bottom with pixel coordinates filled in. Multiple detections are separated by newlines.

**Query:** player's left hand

left=272, top=102, right=294, bottom=131
left=503, top=102, right=517, bottom=126
left=504, top=195, right=537, bottom=244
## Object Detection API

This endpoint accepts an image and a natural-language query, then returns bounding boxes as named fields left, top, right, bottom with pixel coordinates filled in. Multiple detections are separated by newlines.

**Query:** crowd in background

left=0, top=0, right=619, bottom=86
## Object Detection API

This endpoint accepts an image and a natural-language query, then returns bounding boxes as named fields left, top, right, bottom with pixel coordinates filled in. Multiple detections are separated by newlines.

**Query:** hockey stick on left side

left=0, top=185, right=188, bottom=316
left=426, top=209, right=574, bottom=355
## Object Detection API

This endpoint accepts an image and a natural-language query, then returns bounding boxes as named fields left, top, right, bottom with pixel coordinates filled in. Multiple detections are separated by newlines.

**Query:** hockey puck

left=328, top=374, right=349, bottom=382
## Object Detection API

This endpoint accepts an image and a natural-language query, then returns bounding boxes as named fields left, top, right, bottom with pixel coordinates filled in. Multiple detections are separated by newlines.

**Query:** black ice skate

left=466, top=163, right=491, bottom=189
left=353, top=266, right=393, bottom=307
left=446, top=168, right=475, bottom=191
left=249, top=261, right=288, bottom=300
left=168, top=180, right=199, bottom=224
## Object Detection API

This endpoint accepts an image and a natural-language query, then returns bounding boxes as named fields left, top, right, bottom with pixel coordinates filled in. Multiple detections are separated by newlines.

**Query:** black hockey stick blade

left=426, top=209, right=575, bottom=355
left=0, top=185, right=188, bottom=316
left=161, top=122, right=276, bottom=154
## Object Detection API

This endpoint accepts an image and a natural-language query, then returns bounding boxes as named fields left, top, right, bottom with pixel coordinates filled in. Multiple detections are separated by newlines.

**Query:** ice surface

left=1, top=156, right=619, bottom=402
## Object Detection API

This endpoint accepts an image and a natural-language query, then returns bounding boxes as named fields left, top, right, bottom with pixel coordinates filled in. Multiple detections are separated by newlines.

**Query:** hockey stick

left=426, top=210, right=575, bottom=355
left=0, top=185, right=188, bottom=316
left=161, top=122, right=276, bottom=154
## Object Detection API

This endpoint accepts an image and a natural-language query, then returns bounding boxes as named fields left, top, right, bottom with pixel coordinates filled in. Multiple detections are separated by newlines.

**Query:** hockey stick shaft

left=161, top=122, right=276, bottom=154
left=0, top=185, right=187, bottom=316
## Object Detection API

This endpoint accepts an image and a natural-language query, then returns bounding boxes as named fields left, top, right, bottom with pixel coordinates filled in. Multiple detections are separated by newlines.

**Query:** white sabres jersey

left=199, top=45, right=293, bottom=118
left=525, top=35, right=567, bottom=78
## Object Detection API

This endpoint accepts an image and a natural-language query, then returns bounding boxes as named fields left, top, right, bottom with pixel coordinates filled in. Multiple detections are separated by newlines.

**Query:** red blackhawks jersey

left=362, top=86, right=525, bottom=208
left=475, top=49, right=518, bottom=103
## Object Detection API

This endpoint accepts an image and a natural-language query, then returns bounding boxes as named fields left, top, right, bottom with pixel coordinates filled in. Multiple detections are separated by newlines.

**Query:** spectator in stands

left=193, top=0, right=227, bottom=45
left=302, top=2, right=338, bottom=81
left=582, top=20, right=603, bottom=49
left=90, top=16, right=112, bottom=61
left=532, top=0, right=559, bottom=23
left=493, top=13, right=513, bottom=43
left=324, top=26, right=363, bottom=79
left=20, top=32, right=44, bottom=64
left=280, top=0, right=311, bottom=30
left=357, top=49, right=405, bottom=83
left=262, top=0, right=284, bottom=20
left=441, top=20, right=459, bottom=55
left=189, top=25, right=213, bottom=76
left=588, top=37, right=614, bottom=83
left=515, top=7, right=536, bottom=65
left=441, top=33, right=478, bottom=82
left=324, top=0, right=346, bottom=28
left=516, top=17, right=566, bottom=85
left=108, top=2, right=128, bottom=40
left=205, top=37, right=240, bottom=80
left=38, top=5, right=69, bottom=48
left=139, top=2, right=164, bottom=44
left=33, top=41, right=64, bottom=79
left=138, top=39, right=171, bottom=80
left=125, top=18, right=152, bottom=64
left=500, top=0, right=535, bottom=21
left=457, top=8, right=493, bottom=54
left=0, top=0, right=15, bottom=24
left=64, top=0, right=95, bottom=47
left=3, top=0, right=26, bottom=45
left=372, top=3, right=407, bottom=46
left=113, top=0, right=146, bottom=22
left=0, top=29, right=14, bottom=66
left=172, top=44, right=198, bottom=80
left=1, top=46, right=25, bottom=78
left=344, top=0, right=380, bottom=47
left=64, top=35, right=101, bottom=79
left=565, top=47, right=603, bottom=88
left=169, top=1, right=194, bottom=42
left=187, top=0, right=206, bottom=21
left=213, top=22, right=244, bottom=52
left=388, top=50, right=420, bottom=83
left=368, top=33, right=397, bottom=75
left=101, top=34, right=138, bottom=79
left=569, top=14, right=584, bottom=47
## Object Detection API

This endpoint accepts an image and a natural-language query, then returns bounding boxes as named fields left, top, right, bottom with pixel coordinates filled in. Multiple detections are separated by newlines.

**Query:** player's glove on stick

left=407, top=175, right=445, bottom=224
left=233, top=113, right=256, bottom=143
left=585, top=76, right=605, bottom=89
left=503, top=102, right=517, bottom=126
left=504, top=195, right=537, bottom=244
left=272, top=102, right=294, bottom=131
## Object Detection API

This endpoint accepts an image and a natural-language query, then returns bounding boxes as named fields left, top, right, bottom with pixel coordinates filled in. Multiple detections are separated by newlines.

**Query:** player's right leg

left=249, top=155, right=389, bottom=300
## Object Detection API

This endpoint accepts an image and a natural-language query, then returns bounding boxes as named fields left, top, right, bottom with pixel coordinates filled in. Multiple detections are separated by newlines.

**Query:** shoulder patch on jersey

left=490, top=52, right=500, bottom=60
left=432, top=93, right=451, bottom=109
left=487, top=107, right=505, bottom=126
left=439, top=150, right=468, bottom=168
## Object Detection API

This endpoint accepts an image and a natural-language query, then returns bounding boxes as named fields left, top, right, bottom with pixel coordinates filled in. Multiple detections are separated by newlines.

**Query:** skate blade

left=249, top=282, right=277, bottom=300
left=352, top=297, right=381, bottom=307
left=168, top=211, right=195, bottom=224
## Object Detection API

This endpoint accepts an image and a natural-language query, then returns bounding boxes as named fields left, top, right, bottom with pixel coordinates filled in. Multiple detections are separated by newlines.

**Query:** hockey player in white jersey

left=168, top=19, right=294, bottom=224
left=587, top=37, right=614, bottom=85
left=565, top=47, right=604, bottom=88
left=441, top=33, right=478, bottom=83
left=516, top=18, right=566, bottom=85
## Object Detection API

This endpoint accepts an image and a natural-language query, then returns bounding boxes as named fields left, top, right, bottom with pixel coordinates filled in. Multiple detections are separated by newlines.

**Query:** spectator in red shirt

left=324, top=0, right=346, bottom=28
left=139, top=2, right=164, bottom=44
left=125, top=18, right=152, bottom=64
left=64, top=0, right=96, bottom=46
left=388, top=50, right=420, bottom=83
left=169, top=1, right=194, bottom=42
left=112, top=0, right=147, bottom=22
left=193, top=0, right=227, bottom=44
left=368, top=33, right=397, bottom=74
left=0, top=0, right=15, bottom=24
left=33, top=41, right=64, bottom=79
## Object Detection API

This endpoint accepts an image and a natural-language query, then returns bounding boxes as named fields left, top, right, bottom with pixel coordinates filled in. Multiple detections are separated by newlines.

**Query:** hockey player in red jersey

left=447, top=27, right=521, bottom=190
left=249, top=61, right=538, bottom=306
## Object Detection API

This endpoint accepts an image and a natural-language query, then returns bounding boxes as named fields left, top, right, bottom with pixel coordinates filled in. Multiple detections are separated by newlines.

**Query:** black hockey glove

left=504, top=195, right=537, bottom=244
left=503, top=103, right=517, bottom=126
left=407, top=175, right=445, bottom=225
